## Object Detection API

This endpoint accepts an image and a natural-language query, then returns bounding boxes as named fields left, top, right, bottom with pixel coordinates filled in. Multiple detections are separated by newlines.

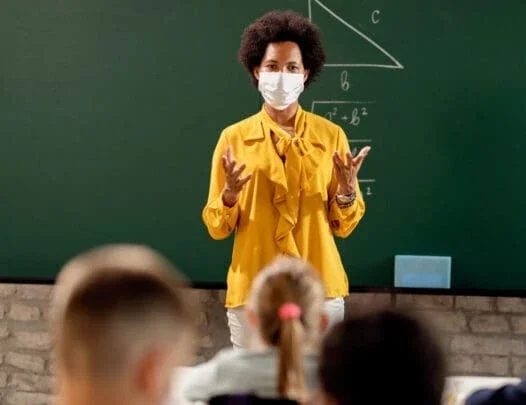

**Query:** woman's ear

left=253, top=67, right=260, bottom=81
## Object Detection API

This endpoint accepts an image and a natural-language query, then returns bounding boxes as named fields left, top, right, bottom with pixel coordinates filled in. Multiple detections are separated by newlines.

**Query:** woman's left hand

left=333, top=146, right=371, bottom=195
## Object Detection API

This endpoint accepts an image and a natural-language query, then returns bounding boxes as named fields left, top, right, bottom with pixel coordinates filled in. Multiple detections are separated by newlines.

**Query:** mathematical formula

left=310, top=101, right=375, bottom=196
left=308, top=0, right=406, bottom=197
left=310, top=100, right=375, bottom=131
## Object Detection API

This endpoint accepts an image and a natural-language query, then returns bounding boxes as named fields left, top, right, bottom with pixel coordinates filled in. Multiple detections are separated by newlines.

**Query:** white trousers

left=226, top=297, right=345, bottom=350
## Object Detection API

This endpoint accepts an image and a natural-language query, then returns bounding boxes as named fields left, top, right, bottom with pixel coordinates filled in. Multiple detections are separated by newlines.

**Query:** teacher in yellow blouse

left=203, top=10, right=370, bottom=348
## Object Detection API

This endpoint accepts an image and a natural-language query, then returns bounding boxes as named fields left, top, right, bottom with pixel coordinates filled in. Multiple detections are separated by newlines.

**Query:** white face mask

left=257, top=72, right=305, bottom=110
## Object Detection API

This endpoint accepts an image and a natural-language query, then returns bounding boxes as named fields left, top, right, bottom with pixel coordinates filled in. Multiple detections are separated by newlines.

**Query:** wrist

left=336, top=189, right=357, bottom=208
left=222, top=189, right=238, bottom=207
left=338, top=184, right=354, bottom=196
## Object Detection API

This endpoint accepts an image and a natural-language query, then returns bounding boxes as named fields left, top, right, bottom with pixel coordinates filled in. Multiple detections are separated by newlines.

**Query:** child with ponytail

left=182, top=256, right=327, bottom=402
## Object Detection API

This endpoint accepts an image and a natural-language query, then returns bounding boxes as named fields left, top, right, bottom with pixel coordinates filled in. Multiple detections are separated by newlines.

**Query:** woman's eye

left=288, top=66, right=299, bottom=72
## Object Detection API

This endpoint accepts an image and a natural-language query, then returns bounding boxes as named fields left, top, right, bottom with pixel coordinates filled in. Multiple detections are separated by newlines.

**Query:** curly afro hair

left=238, top=10, right=326, bottom=88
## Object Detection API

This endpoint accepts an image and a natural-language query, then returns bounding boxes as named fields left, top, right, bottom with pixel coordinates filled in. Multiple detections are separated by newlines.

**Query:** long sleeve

left=202, top=131, right=240, bottom=240
left=328, top=127, right=366, bottom=238
left=180, top=360, right=219, bottom=402
left=181, top=349, right=320, bottom=402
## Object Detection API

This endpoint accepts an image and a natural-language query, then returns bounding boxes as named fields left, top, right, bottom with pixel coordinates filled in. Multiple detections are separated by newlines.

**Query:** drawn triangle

left=308, top=0, right=404, bottom=69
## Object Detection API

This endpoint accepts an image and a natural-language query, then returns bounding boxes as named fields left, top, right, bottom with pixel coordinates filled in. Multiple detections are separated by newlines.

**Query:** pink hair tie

left=278, top=303, right=302, bottom=320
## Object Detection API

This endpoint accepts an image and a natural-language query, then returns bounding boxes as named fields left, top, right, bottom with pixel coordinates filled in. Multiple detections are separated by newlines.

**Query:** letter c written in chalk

left=371, top=10, right=380, bottom=24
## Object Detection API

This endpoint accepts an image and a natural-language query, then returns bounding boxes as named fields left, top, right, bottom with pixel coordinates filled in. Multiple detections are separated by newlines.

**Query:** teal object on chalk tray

left=394, top=256, right=451, bottom=288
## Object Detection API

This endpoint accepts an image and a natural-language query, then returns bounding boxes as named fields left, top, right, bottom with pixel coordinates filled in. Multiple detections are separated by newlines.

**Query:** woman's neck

left=264, top=102, right=299, bottom=127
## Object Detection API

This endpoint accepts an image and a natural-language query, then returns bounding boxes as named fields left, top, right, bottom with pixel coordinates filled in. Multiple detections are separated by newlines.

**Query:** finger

left=354, top=146, right=371, bottom=161
left=237, top=174, right=252, bottom=188
left=225, top=147, right=233, bottom=165
left=226, top=155, right=237, bottom=174
left=333, top=152, right=344, bottom=168
left=351, top=164, right=358, bottom=179
left=333, top=160, right=348, bottom=180
left=345, top=152, right=353, bottom=167
left=352, top=154, right=365, bottom=167
left=231, top=163, right=247, bottom=179
left=223, top=148, right=236, bottom=174
left=360, top=146, right=371, bottom=157
left=221, top=155, right=229, bottom=172
left=353, top=156, right=367, bottom=174
left=352, top=146, right=371, bottom=167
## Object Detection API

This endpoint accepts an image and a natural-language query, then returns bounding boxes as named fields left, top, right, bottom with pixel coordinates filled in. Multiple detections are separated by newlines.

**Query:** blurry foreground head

left=319, top=308, right=446, bottom=405
left=51, top=244, right=197, bottom=405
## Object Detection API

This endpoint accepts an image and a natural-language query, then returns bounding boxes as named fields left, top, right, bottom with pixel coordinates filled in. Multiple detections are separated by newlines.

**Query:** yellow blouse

left=203, top=105, right=365, bottom=308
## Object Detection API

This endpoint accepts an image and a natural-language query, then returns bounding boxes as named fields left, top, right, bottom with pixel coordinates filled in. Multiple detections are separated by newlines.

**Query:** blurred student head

left=319, top=308, right=446, bottom=405
left=51, top=244, right=197, bottom=405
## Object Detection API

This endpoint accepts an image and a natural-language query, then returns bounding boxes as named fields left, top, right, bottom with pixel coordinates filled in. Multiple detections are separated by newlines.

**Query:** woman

left=203, top=10, right=370, bottom=348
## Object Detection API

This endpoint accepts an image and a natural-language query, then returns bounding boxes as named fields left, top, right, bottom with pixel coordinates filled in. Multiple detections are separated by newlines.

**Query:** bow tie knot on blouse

left=260, top=108, right=326, bottom=256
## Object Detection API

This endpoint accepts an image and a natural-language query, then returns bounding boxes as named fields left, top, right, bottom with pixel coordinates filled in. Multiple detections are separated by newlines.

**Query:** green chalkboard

left=2, top=0, right=526, bottom=291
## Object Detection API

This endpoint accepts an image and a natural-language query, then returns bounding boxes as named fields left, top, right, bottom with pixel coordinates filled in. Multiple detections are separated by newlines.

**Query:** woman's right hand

left=221, top=147, right=251, bottom=207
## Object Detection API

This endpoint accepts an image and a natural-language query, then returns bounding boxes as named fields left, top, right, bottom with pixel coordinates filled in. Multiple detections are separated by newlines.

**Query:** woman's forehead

left=262, top=41, right=303, bottom=62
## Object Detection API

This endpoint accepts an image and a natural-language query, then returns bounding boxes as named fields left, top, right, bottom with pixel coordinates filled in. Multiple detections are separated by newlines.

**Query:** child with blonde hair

left=182, top=256, right=327, bottom=402
left=51, top=244, right=197, bottom=405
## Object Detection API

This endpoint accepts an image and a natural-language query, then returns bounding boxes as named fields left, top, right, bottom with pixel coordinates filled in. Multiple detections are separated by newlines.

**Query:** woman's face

left=253, top=41, right=309, bottom=81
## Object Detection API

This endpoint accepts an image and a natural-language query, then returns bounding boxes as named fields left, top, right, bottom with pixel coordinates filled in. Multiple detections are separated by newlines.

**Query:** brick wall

left=1, top=285, right=526, bottom=404
left=0, top=285, right=54, bottom=405
left=351, top=293, right=526, bottom=377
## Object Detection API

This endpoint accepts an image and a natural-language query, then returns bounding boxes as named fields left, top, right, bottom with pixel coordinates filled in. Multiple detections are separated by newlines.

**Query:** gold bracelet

left=335, top=190, right=357, bottom=208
